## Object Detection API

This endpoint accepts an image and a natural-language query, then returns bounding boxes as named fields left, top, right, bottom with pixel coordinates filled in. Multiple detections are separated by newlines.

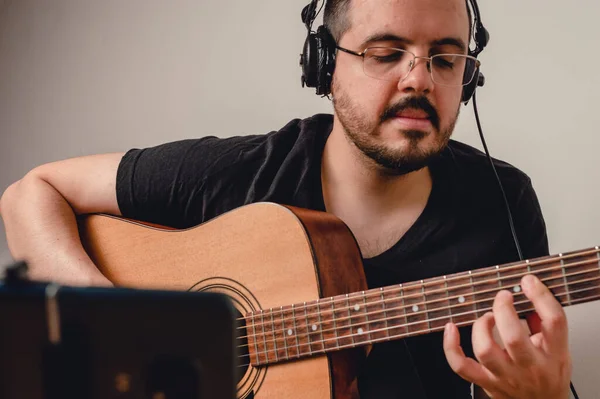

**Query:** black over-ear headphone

left=299, top=0, right=490, bottom=104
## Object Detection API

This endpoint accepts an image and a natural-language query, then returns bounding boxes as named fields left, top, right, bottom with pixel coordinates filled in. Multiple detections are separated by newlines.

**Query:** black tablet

left=0, top=274, right=236, bottom=399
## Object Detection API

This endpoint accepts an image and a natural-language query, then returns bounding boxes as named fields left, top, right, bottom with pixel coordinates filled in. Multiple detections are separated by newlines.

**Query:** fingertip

left=494, top=290, right=514, bottom=309
left=498, top=289, right=513, bottom=300
left=444, top=322, right=459, bottom=347
left=522, top=274, right=538, bottom=292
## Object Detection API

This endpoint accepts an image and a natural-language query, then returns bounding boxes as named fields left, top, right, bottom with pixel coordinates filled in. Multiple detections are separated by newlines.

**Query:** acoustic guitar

left=78, top=202, right=600, bottom=399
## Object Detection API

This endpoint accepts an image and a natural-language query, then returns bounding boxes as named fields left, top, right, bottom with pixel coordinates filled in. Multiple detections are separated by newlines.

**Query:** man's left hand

left=443, top=274, right=572, bottom=399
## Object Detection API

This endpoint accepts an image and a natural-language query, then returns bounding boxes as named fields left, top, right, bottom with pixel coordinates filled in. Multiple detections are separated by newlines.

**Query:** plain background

left=0, top=0, right=598, bottom=397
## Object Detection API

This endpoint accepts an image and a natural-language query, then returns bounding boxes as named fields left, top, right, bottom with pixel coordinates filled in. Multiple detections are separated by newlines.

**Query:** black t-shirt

left=117, top=113, right=549, bottom=399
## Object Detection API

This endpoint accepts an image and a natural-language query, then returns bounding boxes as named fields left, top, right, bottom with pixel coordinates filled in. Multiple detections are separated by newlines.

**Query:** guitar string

left=236, top=272, right=599, bottom=349
left=234, top=249, right=599, bottom=327
left=236, top=266, right=598, bottom=342
left=235, top=287, right=599, bottom=367
left=236, top=258, right=599, bottom=334
left=235, top=275, right=598, bottom=356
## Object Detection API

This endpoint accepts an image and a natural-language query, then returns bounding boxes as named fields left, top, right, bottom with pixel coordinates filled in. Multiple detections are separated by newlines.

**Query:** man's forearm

left=1, top=175, right=111, bottom=286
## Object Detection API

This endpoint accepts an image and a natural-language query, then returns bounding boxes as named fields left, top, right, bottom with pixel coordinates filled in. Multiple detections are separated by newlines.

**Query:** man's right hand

left=0, top=153, right=125, bottom=287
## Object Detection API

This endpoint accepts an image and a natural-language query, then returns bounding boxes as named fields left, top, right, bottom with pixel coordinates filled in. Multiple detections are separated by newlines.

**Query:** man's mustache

left=380, top=96, right=440, bottom=130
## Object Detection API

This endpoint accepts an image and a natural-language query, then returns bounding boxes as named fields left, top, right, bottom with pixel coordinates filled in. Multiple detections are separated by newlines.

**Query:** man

left=0, top=0, right=572, bottom=398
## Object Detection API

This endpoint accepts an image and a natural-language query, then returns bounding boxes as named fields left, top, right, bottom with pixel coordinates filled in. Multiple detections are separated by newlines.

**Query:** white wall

left=0, top=0, right=598, bottom=397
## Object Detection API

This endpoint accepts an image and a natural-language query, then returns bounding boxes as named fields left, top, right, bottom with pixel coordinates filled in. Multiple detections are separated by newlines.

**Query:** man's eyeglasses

left=336, top=46, right=481, bottom=87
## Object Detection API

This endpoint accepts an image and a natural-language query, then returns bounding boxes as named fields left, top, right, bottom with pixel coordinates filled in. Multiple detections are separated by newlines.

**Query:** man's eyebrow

left=359, top=33, right=413, bottom=49
left=431, top=37, right=467, bottom=53
left=359, top=33, right=467, bottom=53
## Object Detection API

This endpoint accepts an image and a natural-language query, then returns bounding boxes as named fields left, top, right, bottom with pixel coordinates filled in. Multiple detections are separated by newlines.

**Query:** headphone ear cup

left=314, top=26, right=337, bottom=95
left=461, top=65, right=480, bottom=104
left=300, top=33, right=319, bottom=88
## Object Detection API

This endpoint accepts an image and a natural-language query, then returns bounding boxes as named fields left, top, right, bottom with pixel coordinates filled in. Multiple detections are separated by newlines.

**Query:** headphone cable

left=472, top=92, right=580, bottom=399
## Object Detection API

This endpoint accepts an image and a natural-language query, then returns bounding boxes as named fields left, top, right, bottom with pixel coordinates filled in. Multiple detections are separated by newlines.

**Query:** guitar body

left=78, top=202, right=368, bottom=399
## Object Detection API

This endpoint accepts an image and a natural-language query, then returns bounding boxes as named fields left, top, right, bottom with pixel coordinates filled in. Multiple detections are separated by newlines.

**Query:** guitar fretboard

left=245, top=247, right=600, bottom=366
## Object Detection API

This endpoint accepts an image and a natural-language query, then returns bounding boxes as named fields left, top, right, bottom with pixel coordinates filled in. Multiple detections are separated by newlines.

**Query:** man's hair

left=324, top=0, right=473, bottom=49
left=323, top=0, right=352, bottom=43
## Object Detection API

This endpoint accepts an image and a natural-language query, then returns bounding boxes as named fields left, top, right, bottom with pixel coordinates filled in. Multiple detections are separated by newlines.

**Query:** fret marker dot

left=312, top=324, right=317, bottom=331
left=513, top=285, right=521, bottom=293
left=354, top=305, right=360, bottom=311
left=458, top=296, right=465, bottom=304
left=412, top=305, right=419, bottom=312
left=357, top=328, right=364, bottom=335
left=287, top=329, right=293, bottom=336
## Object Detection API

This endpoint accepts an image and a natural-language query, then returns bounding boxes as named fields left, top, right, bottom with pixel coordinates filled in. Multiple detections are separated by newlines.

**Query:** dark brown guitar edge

left=285, top=206, right=367, bottom=399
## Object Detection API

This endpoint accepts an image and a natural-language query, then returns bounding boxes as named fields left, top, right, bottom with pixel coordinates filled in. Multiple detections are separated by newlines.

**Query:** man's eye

left=370, top=51, right=404, bottom=63
left=433, top=56, right=456, bottom=69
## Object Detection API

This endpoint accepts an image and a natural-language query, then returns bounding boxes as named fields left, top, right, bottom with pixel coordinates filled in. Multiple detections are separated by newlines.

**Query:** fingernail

left=444, top=323, right=450, bottom=337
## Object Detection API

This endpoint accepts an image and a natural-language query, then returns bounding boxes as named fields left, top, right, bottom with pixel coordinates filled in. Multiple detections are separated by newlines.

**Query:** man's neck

left=320, top=118, right=433, bottom=258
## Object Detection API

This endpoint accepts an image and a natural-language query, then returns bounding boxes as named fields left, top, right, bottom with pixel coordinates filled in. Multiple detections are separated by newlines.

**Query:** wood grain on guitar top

left=78, top=202, right=369, bottom=399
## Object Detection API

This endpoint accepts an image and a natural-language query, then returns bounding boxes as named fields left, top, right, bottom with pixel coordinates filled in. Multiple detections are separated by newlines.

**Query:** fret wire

left=362, top=291, right=371, bottom=341
left=270, top=309, right=278, bottom=362
left=469, top=271, right=478, bottom=318
left=260, top=310, right=268, bottom=362
left=243, top=263, right=600, bottom=338
left=304, top=302, right=312, bottom=356
left=421, top=280, right=431, bottom=332
left=251, top=313, right=260, bottom=364
left=596, top=247, right=600, bottom=271
left=280, top=306, right=289, bottom=360
left=245, top=287, right=600, bottom=362
left=292, top=304, right=300, bottom=357
left=496, top=266, right=501, bottom=289
left=526, top=259, right=531, bottom=274
left=346, top=294, right=356, bottom=346
left=380, top=287, right=390, bottom=339
left=317, top=299, right=324, bottom=350
left=243, top=281, right=600, bottom=360
left=401, top=284, right=408, bottom=331
left=331, top=297, right=340, bottom=349
left=444, top=276, right=453, bottom=323
left=560, top=254, right=572, bottom=306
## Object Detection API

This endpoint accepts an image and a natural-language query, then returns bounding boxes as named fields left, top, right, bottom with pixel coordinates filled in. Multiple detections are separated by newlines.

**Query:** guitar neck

left=247, top=246, right=600, bottom=366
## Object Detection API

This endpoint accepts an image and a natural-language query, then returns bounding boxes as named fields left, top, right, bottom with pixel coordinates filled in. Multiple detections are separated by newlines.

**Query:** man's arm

left=0, top=153, right=124, bottom=286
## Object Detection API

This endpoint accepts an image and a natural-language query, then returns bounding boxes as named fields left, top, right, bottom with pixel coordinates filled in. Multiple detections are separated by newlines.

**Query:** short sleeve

left=116, top=136, right=258, bottom=228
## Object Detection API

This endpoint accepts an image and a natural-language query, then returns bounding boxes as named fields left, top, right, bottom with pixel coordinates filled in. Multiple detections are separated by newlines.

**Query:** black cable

left=472, top=92, right=580, bottom=399
left=571, top=381, right=580, bottom=399
left=472, top=92, right=523, bottom=261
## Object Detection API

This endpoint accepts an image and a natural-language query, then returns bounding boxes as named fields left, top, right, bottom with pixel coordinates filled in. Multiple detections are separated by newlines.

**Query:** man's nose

left=397, top=57, right=434, bottom=95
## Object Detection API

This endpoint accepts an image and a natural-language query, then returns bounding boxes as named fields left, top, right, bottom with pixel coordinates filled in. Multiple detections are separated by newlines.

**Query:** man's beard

left=332, top=86, right=459, bottom=176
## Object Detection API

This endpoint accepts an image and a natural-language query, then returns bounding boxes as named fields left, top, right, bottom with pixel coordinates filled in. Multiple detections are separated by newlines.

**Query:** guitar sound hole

left=188, top=277, right=266, bottom=397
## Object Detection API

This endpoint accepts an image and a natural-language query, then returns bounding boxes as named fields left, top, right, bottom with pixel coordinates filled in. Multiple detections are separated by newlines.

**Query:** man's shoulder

left=442, top=139, right=532, bottom=187
left=195, top=113, right=333, bottom=176
left=194, top=113, right=332, bottom=151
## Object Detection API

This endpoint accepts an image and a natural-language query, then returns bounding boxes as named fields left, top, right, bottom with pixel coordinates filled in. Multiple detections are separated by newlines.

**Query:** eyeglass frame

left=335, top=45, right=481, bottom=87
